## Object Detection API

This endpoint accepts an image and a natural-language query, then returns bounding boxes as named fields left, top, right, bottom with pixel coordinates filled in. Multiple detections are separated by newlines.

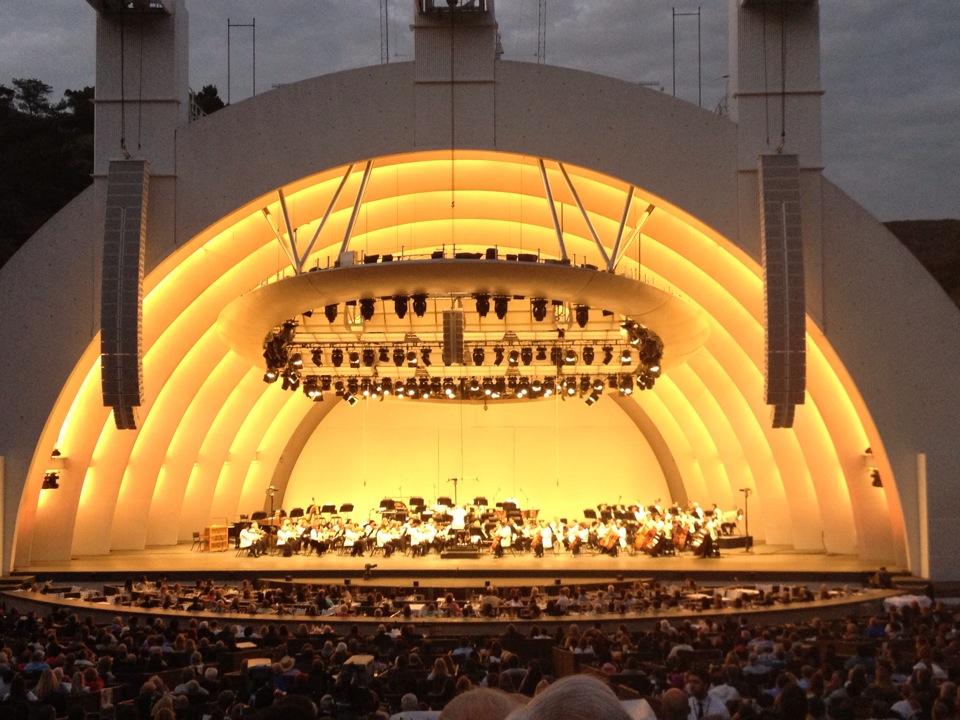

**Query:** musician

left=309, top=522, right=330, bottom=556
left=450, top=505, right=467, bottom=531
left=276, top=519, right=299, bottom=557
left=376, top=522, right=398, bottom=557
left=239, top=521, right=266, bottom=558
left=539, top=521, right=555, bottom=555
left=343, top=522, right=362, bottom=556
left=493, top=521, right=513, bottom=558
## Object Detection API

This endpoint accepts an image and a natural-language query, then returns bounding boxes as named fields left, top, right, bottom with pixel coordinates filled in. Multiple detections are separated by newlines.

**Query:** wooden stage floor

left=15, top=542, right=900, bottom=583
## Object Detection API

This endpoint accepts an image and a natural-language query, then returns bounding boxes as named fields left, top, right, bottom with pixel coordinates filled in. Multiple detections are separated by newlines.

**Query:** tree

left=0, top=84, right=14, bottom=111
left=57, top=86, right=95, bottom=128
left=194, top=84, right=225, bottom=115
left=12, top=77, right=53, bottom=116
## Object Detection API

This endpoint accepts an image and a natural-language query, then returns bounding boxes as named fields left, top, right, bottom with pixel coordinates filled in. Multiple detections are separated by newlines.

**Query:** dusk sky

left=1, top=0, right=957, bottom=221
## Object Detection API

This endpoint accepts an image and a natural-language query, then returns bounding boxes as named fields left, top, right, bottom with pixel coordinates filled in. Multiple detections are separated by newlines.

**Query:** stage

left=13, top=541, right=902, bottom=584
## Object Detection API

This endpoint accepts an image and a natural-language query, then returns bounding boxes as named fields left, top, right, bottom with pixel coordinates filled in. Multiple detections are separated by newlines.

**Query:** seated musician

left=408, top=520, right=424, bottom=556
left=239, top=521, right=265, bottom=557
left=530, top=520, right=543, bottom=558
left=343, top=522, right=362, bottom=556
left=421, top=519, right=439, bottom=554
left=276, top=519, right=300, bottom=557
left=493, top=521, right=513, bottom=558
left=309, top=522, right=329, bottom=556
left=359, top=520, right=378, bottom=555
left=375, top=522, right=398, bottom=557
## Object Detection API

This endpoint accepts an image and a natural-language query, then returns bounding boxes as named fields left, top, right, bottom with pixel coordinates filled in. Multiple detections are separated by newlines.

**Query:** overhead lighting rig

left=259, top=294, right=665, bottom=406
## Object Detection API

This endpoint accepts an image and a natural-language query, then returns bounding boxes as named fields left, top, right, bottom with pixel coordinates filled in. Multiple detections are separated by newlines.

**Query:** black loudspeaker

left=442, top=310, right=465, bottom=365
left=101, top=159, right=149, bottom=430
left=758, top=154, right=806, bottom=429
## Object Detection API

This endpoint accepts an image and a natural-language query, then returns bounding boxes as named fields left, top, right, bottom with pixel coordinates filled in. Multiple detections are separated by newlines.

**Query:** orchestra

left=229, top=498, right=741, bottom=560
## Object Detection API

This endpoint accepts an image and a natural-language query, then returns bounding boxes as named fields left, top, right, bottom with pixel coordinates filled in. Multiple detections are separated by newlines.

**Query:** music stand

left=437, top=496, right=453, bottom=507
left=339, top=503, right=354, bottom=513
left=583, top=509, right=597, bottom=520
left=473, top=496, right=488, bottom=507
left=320, top=504, right=337, bottom=515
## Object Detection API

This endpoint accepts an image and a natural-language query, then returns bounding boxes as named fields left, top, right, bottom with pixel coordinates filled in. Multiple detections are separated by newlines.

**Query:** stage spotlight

left=550, top=347, right=562, bottom=365
left=444, top=379, right=456, bottom=398
left=475, top=293, right=490, bottom=317
left=592, top=377, right=604, bottom=392
left=283, top=370, right=301, bottom=392
left=482, top=378, right=494, bottom=396
left=304, top=376, right=323, bottom=400
left=347, top=378, right=359, bottom=395
left=543, top=378, right=555, bottom=397
left=494, top=346, right=505, bottom=366
left=530, top=378, right=543, bottom=395
left=412, top=293, right=428, bottom=317
left=42, top=471, right=60, bottom=490
left=379, top=347, right=390, bottom=363
left=520, top=347, right=533, bottom=365
left=393, top=347, right=405, bottom=367
left=359, top=298, right=376, bottom=321
left=343, top=392, right=359, bottom=406
left=602, top=346, right=614, bottom=365
left=582, top=346, right=595, bottom=365
left=564, top=348, right=577, bottom=365
left=290, top=353, right=303, bottom=369
left=620, top=348, right=632, bottom=365
left=331, top=348, right=344, bottom=367
left=564, top=378, right=577, bottom=397
left=472, top=346, right=486, bottom=366
left=508, top=349, right=520, bottom=366
left=647, top=364, right=661, bottom=377
left=362, top=348, right=376, bottom=367
left=419, top=378, right=431, bottom=399
left=406, top=383, right=417, bottom=397
left=575, top=305, right=589, bottom=328
left=585, top=390, right=601, bottom=406
left=320, top=376, right=332, bottom=391
left=395, top=381, right=406, bottom=397
left=640, top=336, right=663, bottom=364
left=381, top=377, right=393, bottom=395
left=536, top=346, right=547, bottom=361
left=517, top=377, right=530, bottom=397
left=324, top=303, right=338, bottom=323
left=469, top=377, right=481, bottom=393
left=531, top=298, right=548, bottom=322
left=406, top=350, right=418, bottom=368
left=619, top=374, right=634, bottom=396
left=263, top=369, right=279, bottom=383
left=311, top=348, right=324, bottom=366
left=334, top=380, right=345, bottom=394
left=579, top=376, right=591, bottom=393
left=360, top=380, right=372, bottom=398
left=871, top=469, right=883, bottom=488
left=394, top=295, right=409, bottom=319
left=349, top=351, right=361, bottom=369
left=421, top=347, right=432, bottom=366
left=494, top=296, right=509, bottom=320
left=491, top=379, right=505, bottom=399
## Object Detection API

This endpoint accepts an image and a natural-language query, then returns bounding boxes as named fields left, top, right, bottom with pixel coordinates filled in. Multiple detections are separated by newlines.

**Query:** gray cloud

left=0, top=0, right=956, bottom=220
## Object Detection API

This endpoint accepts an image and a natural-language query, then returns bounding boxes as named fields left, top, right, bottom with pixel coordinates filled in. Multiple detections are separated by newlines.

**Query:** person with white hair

left=505, top=675, right=631, bottom=720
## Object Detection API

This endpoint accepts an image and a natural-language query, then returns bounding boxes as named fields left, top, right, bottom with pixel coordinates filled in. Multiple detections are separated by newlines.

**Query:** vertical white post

left=917, top=452, right=929, bottom=579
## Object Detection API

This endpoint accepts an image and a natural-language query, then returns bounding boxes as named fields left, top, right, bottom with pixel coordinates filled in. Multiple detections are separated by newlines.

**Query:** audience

left=0, top=581, right=948, bottom=720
